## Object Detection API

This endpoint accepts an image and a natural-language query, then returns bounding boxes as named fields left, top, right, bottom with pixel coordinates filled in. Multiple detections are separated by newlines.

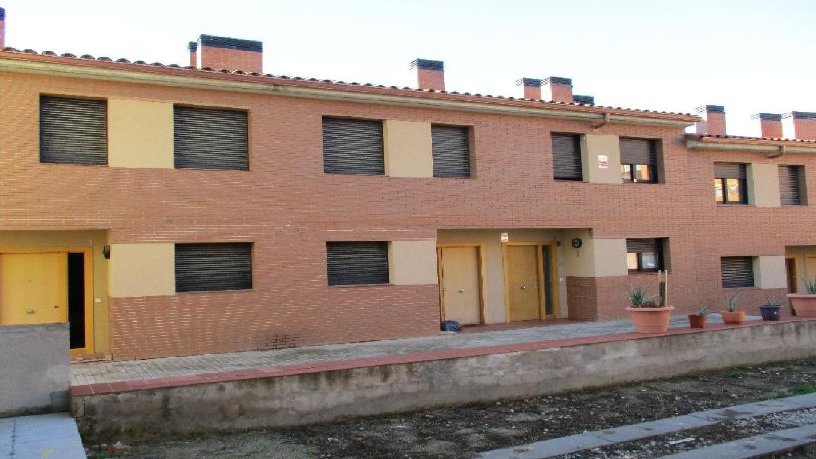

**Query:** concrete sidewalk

left=0, top=413, right=85, bottom=459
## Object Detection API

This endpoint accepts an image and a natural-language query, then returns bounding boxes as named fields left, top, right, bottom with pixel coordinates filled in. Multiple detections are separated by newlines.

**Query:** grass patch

left=793, top=383, right=816, bottom=395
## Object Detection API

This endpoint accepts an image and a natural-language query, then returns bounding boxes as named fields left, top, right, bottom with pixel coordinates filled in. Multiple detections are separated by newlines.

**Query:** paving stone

left=658, top=424, right=816, bottom=459
left=0, top=413, right=86, bottom=459
left=592, top=415, right=712, bottom=443
left=475, top=432, right=608, bottom=459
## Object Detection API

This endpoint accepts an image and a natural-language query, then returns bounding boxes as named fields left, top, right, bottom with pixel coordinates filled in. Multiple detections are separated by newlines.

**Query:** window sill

left=329, top=283, right=392, bottom=289
left=175, top=288, right=253, bottom=294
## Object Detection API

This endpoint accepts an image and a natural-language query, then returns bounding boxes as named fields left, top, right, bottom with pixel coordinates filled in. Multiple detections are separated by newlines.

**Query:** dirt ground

left=90, top=358, right=816, bottom=458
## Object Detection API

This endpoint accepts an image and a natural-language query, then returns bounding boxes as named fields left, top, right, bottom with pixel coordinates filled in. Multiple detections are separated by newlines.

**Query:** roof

left=0, top=47, right=699, bottom=126
left=686, top=133, right=816, bottom=154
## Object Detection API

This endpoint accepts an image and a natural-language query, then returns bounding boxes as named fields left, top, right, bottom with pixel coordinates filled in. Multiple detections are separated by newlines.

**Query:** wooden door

left=0, top=253, right=68, bottom=325
left=439, top=247, right=482, bottom=325
left=506, top=245, right=541, bottom=321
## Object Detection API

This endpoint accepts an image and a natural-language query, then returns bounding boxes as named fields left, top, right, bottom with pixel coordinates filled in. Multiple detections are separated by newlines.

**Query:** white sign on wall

left=598, top=154, right=609, bottom=169
left=500, top=232, right=509, bottom=243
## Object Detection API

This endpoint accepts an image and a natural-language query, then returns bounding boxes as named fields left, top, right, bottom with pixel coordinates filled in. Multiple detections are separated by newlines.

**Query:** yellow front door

left=0, top=253, right=68, bottom=325
left=506, top=245, right=541, bottom=321
left=439, top=246, right=482, bottom=325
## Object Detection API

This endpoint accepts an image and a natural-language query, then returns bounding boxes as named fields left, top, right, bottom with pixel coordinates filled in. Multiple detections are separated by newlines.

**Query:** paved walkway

left=72, top=314, right=756, bottom=389
left=0, top=413, right=85, bottom=459
left=476, top=393, right=816, bottom=458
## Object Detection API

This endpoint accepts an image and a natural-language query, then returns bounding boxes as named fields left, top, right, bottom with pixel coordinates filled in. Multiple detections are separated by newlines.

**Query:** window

left=432, top=125, right=470, bottom=177
left=714, top=163, right=748, bottom=204
left=779, top=165, right=804, bottom=206
left=620, top=138, right=657, bottom=183
left=721, top=256, right=754, bottom=288
left=322, top=117, right=384, bottom=175
left=40, top=96, right=107, bottom=165
left=326, top=242, right=389, bottom=286
left=175, top=243, right=252, bottom=292
left=552, top=133, right=583, bottom=181
left=626, top=238, right=665, bottom=272
left=174, top=106, right=248, bottom=170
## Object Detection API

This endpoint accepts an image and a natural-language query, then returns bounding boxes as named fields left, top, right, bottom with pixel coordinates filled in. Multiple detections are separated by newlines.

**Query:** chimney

left=573, top=95, right=595, bottom=106
left=788, top=111, right=816, bottom=141
left=543, top=77, right=573, bottom=103
left=755, top=113, right=783, bottom=139
left=695, top=105, right=726, bottom=136
left=0, top=7, right=6, bottom=50
left=519, top=78, right=542, bottom=100
left=413, top=59, right=444, bottom=91
left=196, top=34, right=262, bottom=73
left=187, top=41, right=198, bottom=67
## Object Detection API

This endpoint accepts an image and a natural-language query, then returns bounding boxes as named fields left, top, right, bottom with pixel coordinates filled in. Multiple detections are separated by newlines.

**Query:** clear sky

left=3, top=0, right=815, bottom=136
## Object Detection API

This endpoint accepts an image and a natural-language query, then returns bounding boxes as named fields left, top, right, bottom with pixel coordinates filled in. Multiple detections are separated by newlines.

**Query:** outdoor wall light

left=103, top=245, right=111, bottom=259
left=571, top=238, right=583, bottom=249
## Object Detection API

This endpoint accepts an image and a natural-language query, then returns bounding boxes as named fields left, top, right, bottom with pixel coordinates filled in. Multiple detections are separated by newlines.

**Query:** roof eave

left=686, top=135, right=816, bottom=154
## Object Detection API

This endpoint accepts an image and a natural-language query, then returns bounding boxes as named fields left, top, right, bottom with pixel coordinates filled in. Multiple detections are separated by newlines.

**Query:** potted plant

left=787, top=277, right=816, bottom=318
left=759, top=296, right=782, bottom=321
left=721, top=293, right=746, bottom=324
left=626, top=285, right=674, bottom=334
left=688, top=305, right=710, bottom=329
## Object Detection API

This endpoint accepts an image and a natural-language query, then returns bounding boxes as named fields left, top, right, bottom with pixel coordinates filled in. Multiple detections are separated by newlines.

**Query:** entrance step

left=0, top=412, right=85, bottom=459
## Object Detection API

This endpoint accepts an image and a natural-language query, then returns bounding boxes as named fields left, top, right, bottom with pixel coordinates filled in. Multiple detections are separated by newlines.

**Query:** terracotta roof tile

left=692, top=134, right=816, bottom=144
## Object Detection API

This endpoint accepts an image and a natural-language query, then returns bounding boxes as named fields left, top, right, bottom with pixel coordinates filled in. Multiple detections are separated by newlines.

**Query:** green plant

left=803, top=276, right=816, bottom=294
left=765, top=296, right=781, bottom=307
left=627, top=286, right=659, bottom=308
left=725, top=293, right=739, bottom=312
left=694, top=305, right=711, bottom=317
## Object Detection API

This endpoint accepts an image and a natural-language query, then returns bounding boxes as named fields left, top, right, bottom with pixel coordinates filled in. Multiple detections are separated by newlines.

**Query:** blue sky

left=3, top=0, right=815, bottom=136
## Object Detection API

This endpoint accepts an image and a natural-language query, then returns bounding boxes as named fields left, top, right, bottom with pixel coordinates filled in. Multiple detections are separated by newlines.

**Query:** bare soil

left=91, top=358, right=816, bottom=458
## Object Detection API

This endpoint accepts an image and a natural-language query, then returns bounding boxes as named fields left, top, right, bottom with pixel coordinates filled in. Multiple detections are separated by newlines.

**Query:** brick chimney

left=787, top=111, right=816, bottom=141
left=0, top=7, right=6, bottom=49
left=573, top=95, right=595, bottom=106
left=413, top=59, right=445, bottom=91
left=695, top=105, right=726, bottom=136
left=756, top=113, right=783, bottom=139
left=188, top=41, right=198, bottom=67
left=195, top=34, right=262, bottom=73
left=519, top=78, right=542, bottom=100
left=543, top=77, right=573, bottom=103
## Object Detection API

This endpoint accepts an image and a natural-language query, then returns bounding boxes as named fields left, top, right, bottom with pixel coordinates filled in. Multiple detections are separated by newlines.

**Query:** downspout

left=592, top=112, right=611, bottom=130
left=768, top=145, right=785, bottom=159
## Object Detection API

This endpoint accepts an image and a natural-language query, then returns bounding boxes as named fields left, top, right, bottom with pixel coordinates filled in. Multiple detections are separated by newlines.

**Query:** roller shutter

left=721, top=257, right=754, bottom=288
left=552, top=134, right=582, bottom=180
left=620, top=138, right=656, bottom=166
left=326, top=242, right=389, bottom=286
left=175, top=243, right=252, bottom=292
left=40, top=96, right=107, bottom=165
left=432, top=125, right=470, bottom=177
left=322, top=118, right=384, bottom=175
left=779, top=165, right=802, bottom=205
left=714, top=163, right=746, bottom=179
left=626, top=238, right=661, bottom=254
left=174, top=106, right=248, bottom=170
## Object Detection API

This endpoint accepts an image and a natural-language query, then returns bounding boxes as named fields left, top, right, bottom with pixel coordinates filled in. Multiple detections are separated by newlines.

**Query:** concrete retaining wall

left=1, top=324, right=70, bottom=417
left=73, top=321, right=816, bottom=440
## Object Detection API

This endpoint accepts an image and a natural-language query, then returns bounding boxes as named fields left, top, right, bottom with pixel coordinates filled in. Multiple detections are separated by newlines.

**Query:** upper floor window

left=174, top=106, right=248, bottom=170
left=552, top=133, right=583, bottom=181
left=779, top=165, right=805, bottom=206
left=714, top=162, right=748, bottom=204
left=432, top=125, right=471, bottom=177
left=626, top=238, right=665, bottom=272
left=721, top=256, right=754, bottom=288
left=620, top=138, right=658, bottom=183
left=326, top=241, right=389, bottom=286
left=40, top=96, right=107, bottom=165
left=322, top=117, right=384, bottom=175
left=175, top=243, right=252, bottom=292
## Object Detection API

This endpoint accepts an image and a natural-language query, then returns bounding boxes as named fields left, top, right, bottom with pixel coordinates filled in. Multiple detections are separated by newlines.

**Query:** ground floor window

left=175, top=243, right=252, bottom=292
left=721, top=256, right=754, bottom=288
left=326, top=242, right=389, bottom=286
left=626, top=238, right=665, bottom=272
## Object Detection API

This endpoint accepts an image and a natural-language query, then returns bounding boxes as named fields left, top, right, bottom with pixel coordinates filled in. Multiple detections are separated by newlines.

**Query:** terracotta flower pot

left=720, top=310, right=746, bottom=324
left=626, top=306, right=674, bottom=334
left=688, top=314, right=706, bottom=329
left=787, top=294, right=816, bottom=318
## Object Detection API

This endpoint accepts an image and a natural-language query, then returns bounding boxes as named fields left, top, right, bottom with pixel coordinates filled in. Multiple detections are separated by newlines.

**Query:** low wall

left=73, top=320, right=816, bottom=441
left=1, top=324, right=70, bottom=417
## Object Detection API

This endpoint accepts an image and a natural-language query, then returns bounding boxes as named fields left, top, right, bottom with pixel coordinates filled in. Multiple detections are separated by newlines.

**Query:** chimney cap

left=199, top=34, right=262, bottom=53
left=188, top=41, right=198, bottom=52
left=412, top=59, right=444, bottom=71
left=520, top=78, right=542, bottom=87
left=573, top=95, right=595, bottom=105
left=0, top=7, right=5, bottom=20
left=544, top=76, right=572, bottom=86
left=790, top=111, right=816, bottom=120
left=756, top=113, right=782, bottom=121
left=696, top=105, right=725, bottom=114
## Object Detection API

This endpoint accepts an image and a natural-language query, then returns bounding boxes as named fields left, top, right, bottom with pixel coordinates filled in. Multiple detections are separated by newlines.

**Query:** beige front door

left=506, top=245, right=541, bottom=321
left=439, top=246, right=482, bottom=325
left=0, top=253, right=68, bottom=325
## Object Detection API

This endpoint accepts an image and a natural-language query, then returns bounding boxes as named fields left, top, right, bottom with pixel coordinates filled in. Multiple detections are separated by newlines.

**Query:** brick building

left=1, top=7, right=815, bottom=361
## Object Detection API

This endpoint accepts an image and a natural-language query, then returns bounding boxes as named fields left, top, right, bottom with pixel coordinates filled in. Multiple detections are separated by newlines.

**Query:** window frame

left=714, top=162, right=748, bottom=205
left=173, top=104, right=250, bottom=171
left=626, top=238, right=665, bottom=273
left=174, top=242, right=253, bottom=293
left=779, top=165, right=805, bottom=206
left=326, top=241, right=390, bottom=287
left=619, top=138, right=658, bottom=184
left=431, top=124, right=472, bottom=178
left=322, top=116, right=385, bottom=175
left=39, top=95, right=108, bottom=166
left=551, top=132, right=583, bottom=181
left=720, top=256, right=755, bottom=289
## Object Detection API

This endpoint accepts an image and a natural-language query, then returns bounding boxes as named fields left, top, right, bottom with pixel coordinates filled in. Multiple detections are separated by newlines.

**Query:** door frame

left=0, top=247, right=94, bottom=357
left=501, top=241, right=560, bottom=321
left=437, top=244, right=487, bottom=325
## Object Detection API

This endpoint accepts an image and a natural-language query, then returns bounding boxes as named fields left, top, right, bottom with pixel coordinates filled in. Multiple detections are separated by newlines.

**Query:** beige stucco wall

left=753, top=255, right=787, bottom=289
left=582, top=134, right=621, bottom=184
left=748, top=163, right=781, bottom=207
left=0, top=230, right=110, bottom=355
left=383, top=120, right=433, bottom=177
left=109, top=243, right=175, bottom=297
left=389, top=240, right=438, bottom=285
left=561, top=230, right=628, bottom=278
left=108, top=99, right=174, bottom=169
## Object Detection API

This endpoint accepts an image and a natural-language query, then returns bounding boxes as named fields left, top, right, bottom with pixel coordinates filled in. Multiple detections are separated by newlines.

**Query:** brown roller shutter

left=714, top=163, right=746, bottom=179
left=779, top=165, right=802, bottom=205
left=40, top=96, right=107, bottom=165
left=174, top=106, right=248, bottom=170
left=552, top=134, right=582, bottom=180
left=432, top=125, right=470, bottom=177
left=626, top=238, right=661, bottom=254
left=323, top=118, right=384, bottom=175
left=326, top=242, right=389, bottom=286
left=721, top=257, right=754, bottom=288
left=620, top=138, right=656, bottom=166
left=175, top=243, right=252, bottom=292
